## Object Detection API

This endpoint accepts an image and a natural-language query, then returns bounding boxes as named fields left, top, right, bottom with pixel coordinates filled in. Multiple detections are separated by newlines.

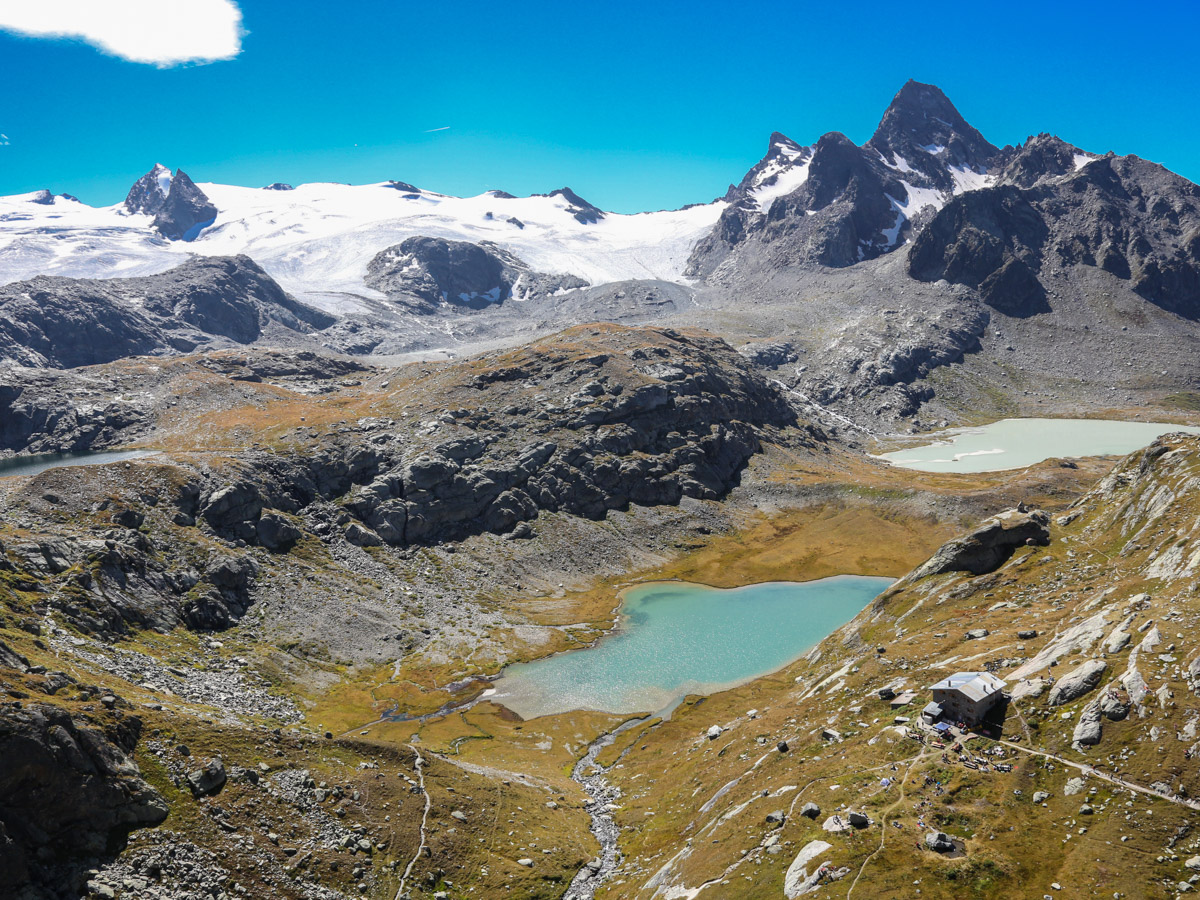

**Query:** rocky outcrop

left=0, top=704, right=167, bottom=899
left=1073, top=698, right=1103, bottom=746
left=0, top=256, right=332, bottom=368
left=1049, top=659, right=1107, bottom=706
left=911, top=152, right=1200, bottom=319
left=123, top=163, right=173, bottom=215
left=907, top=185, right=1050, bottom=317
left=910, top=508, right=1050, bottom=579
left=365, top=236, right=587, bottom=312
left=540, top=187, right=605, bottom=224
left=0, top=639, right=29, bottom=672
left=193, top=326, right=810, bottom=550
left=150, top=169, right=217, bottom=241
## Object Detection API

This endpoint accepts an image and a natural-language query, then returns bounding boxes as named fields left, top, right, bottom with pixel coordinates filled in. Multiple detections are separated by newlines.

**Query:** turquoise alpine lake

left=0, top=449, right=160, bottom=479
left=492, top=576, right=893, bottom=720
left=876, top=418, right=1200, bottom=473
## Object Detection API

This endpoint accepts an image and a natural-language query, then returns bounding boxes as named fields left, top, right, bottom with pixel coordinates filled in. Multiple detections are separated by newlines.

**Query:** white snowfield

left=0, top=179, right=727, bottom=312
left=748, top=139, right=812, bottom=212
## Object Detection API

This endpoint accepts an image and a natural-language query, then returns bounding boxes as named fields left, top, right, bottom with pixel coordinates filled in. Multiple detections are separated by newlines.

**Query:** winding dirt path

left=998, top=739, right=1200, bottom=811
left=395, top=745, right=431, bottom=900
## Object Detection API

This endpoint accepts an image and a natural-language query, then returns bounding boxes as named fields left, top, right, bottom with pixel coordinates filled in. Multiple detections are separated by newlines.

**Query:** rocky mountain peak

left=151, top=169, right=217, bottom=242
left=545, top=187, right=605, bottom=224
left=123, top=163, right=174, bottom=216
left=731, top=132, right=813, bottom=202
left=867, top=80, right=998, bottom=177
left=766, top=131, right=804, bottom=158
left=997, top=133, right=1089, bottom=187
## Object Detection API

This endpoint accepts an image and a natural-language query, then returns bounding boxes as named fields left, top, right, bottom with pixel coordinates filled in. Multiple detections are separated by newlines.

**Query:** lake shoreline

left=492, top=575, right=894, bottom=721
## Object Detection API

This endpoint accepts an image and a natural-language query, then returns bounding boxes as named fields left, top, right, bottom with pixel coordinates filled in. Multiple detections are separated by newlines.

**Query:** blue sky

left=1, top=0, right=1198, bottom=213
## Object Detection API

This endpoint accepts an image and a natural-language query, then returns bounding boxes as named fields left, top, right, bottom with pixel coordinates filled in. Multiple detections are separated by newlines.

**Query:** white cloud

left=0, top=0, right=244, bottom=67
left=0, top=134, right=9, bottom=146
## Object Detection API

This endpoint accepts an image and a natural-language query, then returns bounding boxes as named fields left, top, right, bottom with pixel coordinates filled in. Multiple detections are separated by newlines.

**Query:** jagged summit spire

left=866, top=80, right=999, bottom=182
left=123, top=163, right=175, bottom=216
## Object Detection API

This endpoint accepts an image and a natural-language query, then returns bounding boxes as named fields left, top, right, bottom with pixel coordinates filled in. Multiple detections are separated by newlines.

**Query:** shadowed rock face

left=907, top=185, right=1050, bottom=317
left=686, top=82, right=1001, bottom=277
left=0, top=255, right=333, bottom=368
left=123, top=165, right=218, bottom=241
left=365, top=236, right=587, bottom=312
left=150, top=170, right=217, bottom=241
left=0, top=703, right=167, bottom=899
left=866, top=79, right=999, bottom=190
left=910, top=155, right=1200, bottom=318
left=910, top=508, right=1050, bottom=579
left=123, top=163, right=172, bottom=215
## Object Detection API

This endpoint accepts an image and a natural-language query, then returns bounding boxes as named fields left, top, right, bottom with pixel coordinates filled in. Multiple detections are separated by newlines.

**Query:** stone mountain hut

left=928, top=672, right=1007, bottom=727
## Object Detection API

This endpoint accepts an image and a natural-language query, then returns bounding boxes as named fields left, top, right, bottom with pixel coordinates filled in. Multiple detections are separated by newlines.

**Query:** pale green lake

left=492, top=576, right=893, bottom=720
left=0, top=449, right=159, bottom=479
left=876, top=418, right=1200, bottom=473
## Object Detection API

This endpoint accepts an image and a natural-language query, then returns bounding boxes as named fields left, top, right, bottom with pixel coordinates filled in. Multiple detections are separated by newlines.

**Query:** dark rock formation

left=187, top=326, right=814, bottom=552
left=365, top=236, right=587, bottom=312
left=912, top=153, right=1200, bottom=318
left=186, top=758, right=227, bottom=797
left=150, top=169, right=217, bottom=241
left=0, top=255, right=333, bottom=368
left=123, top=163, right=173, bottom=215
left=0, top=704, right=167, bottom=898
left=907, top=185, right=1050, bottom=317
left=686, top=81, right=999, bottom=277
left=543, top=187, right=605, bottom=224
left=910, top=508, right=1050, bottom=579
left=0, top=639, right=29, bottom=672
left=866, top=79, right=998, bottom=191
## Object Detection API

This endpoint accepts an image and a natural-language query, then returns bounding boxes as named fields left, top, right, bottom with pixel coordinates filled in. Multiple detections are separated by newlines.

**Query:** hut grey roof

left=930, top=672, right=1006, bottom=702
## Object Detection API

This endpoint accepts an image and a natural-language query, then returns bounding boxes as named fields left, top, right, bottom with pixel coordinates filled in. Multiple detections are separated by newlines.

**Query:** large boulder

left=911, top=508, right=1050, bottom=579
left=1100, top=685, right=1132, bottom=721
left=186, top=758, right=227, bottom=797
left=1049, top=659, right=1107, bottom=706
left=0, top=639, right=29, bottom=672
left=1073, top=698, right=1103, bottom=746
left=925, top=831, right=955, bottom=853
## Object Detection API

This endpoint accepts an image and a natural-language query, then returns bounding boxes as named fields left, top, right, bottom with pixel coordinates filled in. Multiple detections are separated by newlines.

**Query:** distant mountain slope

left=0, top=177, right=725, bottom=310
left=0, top=255, right=332, bottom=368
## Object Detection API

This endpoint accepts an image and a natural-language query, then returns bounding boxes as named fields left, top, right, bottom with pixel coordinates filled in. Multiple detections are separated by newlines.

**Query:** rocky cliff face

left=0, top=701, right=167, bottom=899
left=0, top=256, right=333, bottom=368
left=150, top=170, right=217, bottom=242
left=123, top=165, right=219, bottom=242
left=686, top=81, right=998, bottom=277
left=910, top=152, right=1200, bottom=319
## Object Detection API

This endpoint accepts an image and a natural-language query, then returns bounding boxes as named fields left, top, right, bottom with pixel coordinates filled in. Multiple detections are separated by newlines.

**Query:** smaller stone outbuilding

left=929, top=672, right=1007, bottom=727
